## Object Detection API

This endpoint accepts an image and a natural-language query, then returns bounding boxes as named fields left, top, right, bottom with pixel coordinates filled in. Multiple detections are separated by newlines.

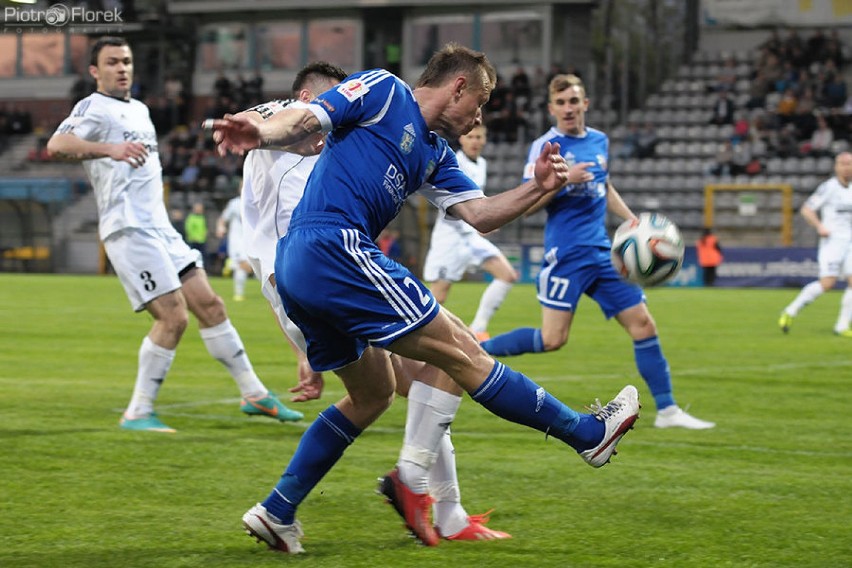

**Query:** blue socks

left=480, top=328, right=544, bottom=356
left=471, top=361, right=603, bottom=451
left=634, top=336, right=675, bottom=410
left=262, top=405, right=361, bottom=524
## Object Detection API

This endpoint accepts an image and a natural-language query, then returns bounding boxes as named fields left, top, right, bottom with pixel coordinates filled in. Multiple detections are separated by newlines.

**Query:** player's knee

left=162, top=309, right=189, bottom=336
left=197, top=294, right=228, bottom=325
left=541, top=334, right=567, bottom=351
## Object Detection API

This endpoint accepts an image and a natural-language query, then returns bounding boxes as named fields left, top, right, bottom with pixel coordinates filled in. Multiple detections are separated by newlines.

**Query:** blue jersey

left=295, top=69, right=482, bottom=240
left=523, top=127, right=610, bottom=250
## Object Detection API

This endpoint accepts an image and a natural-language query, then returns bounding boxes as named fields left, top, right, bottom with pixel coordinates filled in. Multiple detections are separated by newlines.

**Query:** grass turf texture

left=0, top=273, right=850, bottom=567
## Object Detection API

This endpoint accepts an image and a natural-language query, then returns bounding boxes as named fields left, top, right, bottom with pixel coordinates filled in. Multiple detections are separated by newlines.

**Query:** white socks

left=233, top=267, right=248, bottom=297
left=835, top=288, right=852, bottom=333
left=430, top=429, right=470, bottom=537
left=470, top=279, right=512, bottom=333
left=126, top=336, right=175, bottom=418
left=785, top=280, right=824, bottom=316
left=398, top=381, right=461, bottom=495
left=199, top=319, right=266, bottom=398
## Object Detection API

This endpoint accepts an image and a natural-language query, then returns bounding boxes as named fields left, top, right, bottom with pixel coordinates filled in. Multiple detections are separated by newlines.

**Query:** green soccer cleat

left=778, top=312, right=793, bottom=334
left=241, top=392, right=303, bottom=422
left=835, top=329, right=852, bottom=338
left=119, top=413, right=176, bottom=433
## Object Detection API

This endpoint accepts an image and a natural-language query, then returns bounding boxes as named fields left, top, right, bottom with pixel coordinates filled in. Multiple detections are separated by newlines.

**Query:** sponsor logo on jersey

left=123, top=129, right=159, bottom=153
left=383, top=163, right=406, bottom=208
left=338, top=79, right=369, bottom=102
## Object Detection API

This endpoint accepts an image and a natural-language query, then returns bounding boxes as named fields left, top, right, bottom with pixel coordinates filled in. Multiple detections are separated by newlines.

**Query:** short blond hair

left=548, top=74, right=586, bottom=99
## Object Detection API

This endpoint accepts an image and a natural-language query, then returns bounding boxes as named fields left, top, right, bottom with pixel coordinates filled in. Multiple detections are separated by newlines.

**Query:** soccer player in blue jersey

left=480, top=74, right=714, bottom=431
left=208, top=44, right=640, bottom=554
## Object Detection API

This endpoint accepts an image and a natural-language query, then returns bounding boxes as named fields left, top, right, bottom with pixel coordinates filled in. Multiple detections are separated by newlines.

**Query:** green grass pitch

left=0, top=273, right=850, bottom=567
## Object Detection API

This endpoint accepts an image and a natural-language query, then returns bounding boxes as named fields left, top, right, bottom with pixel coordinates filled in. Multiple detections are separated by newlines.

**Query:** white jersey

left=54, top=92, right=169, bottom=240
left=423, top=150, right=502, bottom=282
left=240, top=99, right=319, bottom=286
left=428, top=150, right=487, bottom=243
left=804, top=176, right=852, bottom=242
left=220, top=196, right=245, bottom=260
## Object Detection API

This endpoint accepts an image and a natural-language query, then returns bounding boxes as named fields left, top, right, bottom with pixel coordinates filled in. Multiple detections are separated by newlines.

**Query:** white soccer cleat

left=242, top=503, right=305, bottom=554
left=654, top=406, right=715, bottom=430
left=580, top=385, right=640, bottom=468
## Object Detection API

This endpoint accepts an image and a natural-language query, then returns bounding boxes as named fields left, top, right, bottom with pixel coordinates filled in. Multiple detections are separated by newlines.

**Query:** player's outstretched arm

left=204, top=107, right=322, bottom=156
left=452, top=142, right=592, bottom=233
left=47, top=133, right=148, bottom=167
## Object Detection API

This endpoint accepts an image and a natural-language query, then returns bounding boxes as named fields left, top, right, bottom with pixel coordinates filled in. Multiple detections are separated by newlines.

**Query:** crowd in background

left=706, top=28, right=849, bottom=177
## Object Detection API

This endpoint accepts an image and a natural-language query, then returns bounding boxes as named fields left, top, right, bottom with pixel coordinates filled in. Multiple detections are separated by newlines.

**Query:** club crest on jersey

left=563, top=151, right=576, bottom=166
left=400, top=123, right=416, bottom=154
left=597, top=154, right=607, bottom=170
left=338, top=79, right=369, bottom=102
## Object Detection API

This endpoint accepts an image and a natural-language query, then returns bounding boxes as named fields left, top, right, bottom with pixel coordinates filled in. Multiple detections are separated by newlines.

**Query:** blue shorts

left=276, top=213, right=439, bottom=371
left=536, top=245, right=645, bottom=318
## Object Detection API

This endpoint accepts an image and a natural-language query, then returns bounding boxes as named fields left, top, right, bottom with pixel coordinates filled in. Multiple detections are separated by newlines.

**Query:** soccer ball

left=611, top=212, right=684, bottom=287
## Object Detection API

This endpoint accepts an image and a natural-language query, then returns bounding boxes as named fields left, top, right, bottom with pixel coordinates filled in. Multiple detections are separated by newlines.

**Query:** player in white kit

left=215, top=189, right=252, bottom=301
left=47, top=37, right=302, bottom=432
left=422, top=124, right=517, bottom=341
left=779, top=152, right=852, bottom=336
left=234, top=62, right=511, bottom=543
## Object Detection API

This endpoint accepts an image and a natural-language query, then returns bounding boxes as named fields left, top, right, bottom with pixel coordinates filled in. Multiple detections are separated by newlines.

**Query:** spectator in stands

left=178, top=153, right=201, bottom=191
left=510, top=66, right=531, bottom=100
left=616, top=122, right=641, bottom=159
left=714, top=56, right=738, bottom=93
left=772, top=123, right=800, bottom=158
left=746, top=68, right=772, bottom=109
left=709, top=140, right=734, bottom=176
left=775, top=87, right=798, bottom=124
left=821, top=70, right=848, bottom=108
left=801, top=112, right=834, bottom=157
left=213, top=69, right=232, bottom=99
left=636, top=121, right=658, bottom=159
left=805, top=29, right=827, bottom=66
left=709, top=89, right=735, bottom=125
left=184, top=201, right=209, bottom=256
left=487, top=90, right=528, bottom=143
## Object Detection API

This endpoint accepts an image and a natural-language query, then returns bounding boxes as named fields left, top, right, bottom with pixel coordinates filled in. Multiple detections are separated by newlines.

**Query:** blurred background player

left=47, top=36, right=302, bottom=433
left=779, top=152, right=852, bottom=337
left=422, top=123, right=518, bottom=341
left=234, top=61, right=511, bottom=543
left=481, top=74, right=714, bottom=430
left=215, top=184, right=253, bottom=301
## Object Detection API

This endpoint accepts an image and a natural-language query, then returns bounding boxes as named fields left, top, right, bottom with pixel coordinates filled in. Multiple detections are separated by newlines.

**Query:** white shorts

left=104, top=226, right=203, bottom=311
left=422, top=232, right=502, bottom=282
left=817, top=237, right=852, bottom=278
left=227, top=237, right=248, bottom=264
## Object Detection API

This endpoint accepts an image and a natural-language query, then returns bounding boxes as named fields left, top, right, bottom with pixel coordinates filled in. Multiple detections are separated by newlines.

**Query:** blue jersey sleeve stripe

left=359, top=83, right=395, bottom=127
